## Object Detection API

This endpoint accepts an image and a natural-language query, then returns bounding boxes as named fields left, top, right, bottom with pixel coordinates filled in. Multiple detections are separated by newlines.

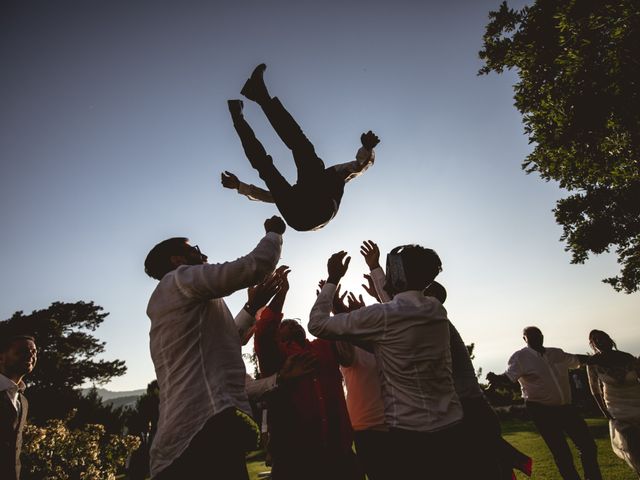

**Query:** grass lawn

left=246, top=418, right=637, bottom=480
left=502, top=418, right=634, bottom=479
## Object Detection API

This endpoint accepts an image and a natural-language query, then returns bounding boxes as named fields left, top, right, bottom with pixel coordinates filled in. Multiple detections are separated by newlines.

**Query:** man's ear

left=170, top=255, right=186, bottom=268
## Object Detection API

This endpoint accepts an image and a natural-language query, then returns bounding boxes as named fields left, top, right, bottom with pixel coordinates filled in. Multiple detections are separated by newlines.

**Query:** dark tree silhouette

left=0, top=301, right=127, bottom=423
left=479, top=0, right=640, bottom=293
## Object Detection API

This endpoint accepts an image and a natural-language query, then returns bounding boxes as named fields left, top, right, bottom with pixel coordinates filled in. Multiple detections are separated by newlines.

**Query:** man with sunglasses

left=309, top=245, right=468, bottom=479
left=144, top=215, right=286, bottom=480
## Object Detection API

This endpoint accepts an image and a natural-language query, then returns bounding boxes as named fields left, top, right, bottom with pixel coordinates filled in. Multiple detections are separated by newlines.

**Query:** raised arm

left=173, top=216, right=285, bottom=300
left=360, top=240, right=391, bottom=302
left=331, top=131, right=380, bottom=183
left=253, top=266, right=290, bottom=376
left=235, top=270, right=284, bottom=340
left=221, top=171, right=275, bottom=203
left=309, top=251, right=385, bottom=341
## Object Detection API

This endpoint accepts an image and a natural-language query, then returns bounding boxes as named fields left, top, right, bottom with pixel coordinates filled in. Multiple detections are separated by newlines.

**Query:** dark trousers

left=231, top=97, right=338, bottom=231
left=389, top=423, right=470, bottom=479
left=152, top=409, right=250, bottom=480
left=353, top=429, right=393, bottom=480
left=461, top=396, right=503, bottom=479
left=526, top=402, right=602, bottom=480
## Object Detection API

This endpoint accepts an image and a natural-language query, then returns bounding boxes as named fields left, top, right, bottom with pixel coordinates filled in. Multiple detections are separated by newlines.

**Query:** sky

left=1, top=0, right=638, bottom=392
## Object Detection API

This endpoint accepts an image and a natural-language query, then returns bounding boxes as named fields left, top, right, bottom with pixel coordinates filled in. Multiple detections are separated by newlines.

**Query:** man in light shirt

left=144, top=215, right=285, bottom=480
left=0, top=334, right=37, bottom=480
left=487, top=327, right=602, bottom=480
left=309, top=246, right=468, bottom=479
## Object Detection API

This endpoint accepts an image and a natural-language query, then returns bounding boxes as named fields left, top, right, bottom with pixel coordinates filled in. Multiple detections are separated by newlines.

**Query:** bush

left=21, top=413, right=141, bottom=480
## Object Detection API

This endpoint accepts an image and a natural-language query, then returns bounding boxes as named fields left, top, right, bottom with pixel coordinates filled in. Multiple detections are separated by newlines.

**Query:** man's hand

left=360, top=240, right=381, bottom=270
left=221, top=171, right=240, bottom=190
left=317, top=280, right=350, bottom=315
left=327, top=251, right=351, bottom=285
left=246, top=267, right=286, bottom=316
left=264, top=215, right=286, bottom=235
left=278, top=352, right=318, bottom=383
left=362, top=274, right=381, bottom=303
left=360, top=131, right=380, bottom=151
left=346, top=292, right=365, bottom=311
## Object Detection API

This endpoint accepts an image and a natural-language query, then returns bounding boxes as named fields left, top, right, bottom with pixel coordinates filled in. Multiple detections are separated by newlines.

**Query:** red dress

left=254, top=307, right=360, bottom=480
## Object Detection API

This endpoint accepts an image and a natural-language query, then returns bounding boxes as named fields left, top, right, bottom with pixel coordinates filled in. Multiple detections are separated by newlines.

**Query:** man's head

left=523, top=326, right=544, bottom=350
left=145, top=237, right=208, bottom=280
left=424, top=281, right=447, bottom=304
left=279, top=319, right=306, bottom=346
left=383, top=245, right=442, bottom=296
left=589, top=329, right=616, bottom=354
left=0, top=335, right=37, bottom=382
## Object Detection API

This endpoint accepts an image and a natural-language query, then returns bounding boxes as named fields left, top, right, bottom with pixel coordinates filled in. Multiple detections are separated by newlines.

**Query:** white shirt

left=505, top=346, right=580, bottom=406
left=0, top=373, right=25, bottom=412
left=370, top=268, right=483, bottom=400
left=340, top=347, right=387, bottom=431
left=147, top=232, right=281, bottom=477
left=310, top=283, right=463, bottom=433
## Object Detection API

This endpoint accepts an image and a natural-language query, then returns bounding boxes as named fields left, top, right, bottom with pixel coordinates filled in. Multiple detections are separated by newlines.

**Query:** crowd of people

left=1, top=64, right=639, bottom=480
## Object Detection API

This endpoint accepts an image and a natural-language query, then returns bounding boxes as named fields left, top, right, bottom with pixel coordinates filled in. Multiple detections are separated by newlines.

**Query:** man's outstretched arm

left=331, top=131, right=380, bottom=183
left=221, top=171, right=275, bottom=203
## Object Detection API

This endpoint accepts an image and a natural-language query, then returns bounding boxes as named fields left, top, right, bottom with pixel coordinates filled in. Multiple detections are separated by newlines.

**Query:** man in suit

left=0, top=335, right=37, bottom=480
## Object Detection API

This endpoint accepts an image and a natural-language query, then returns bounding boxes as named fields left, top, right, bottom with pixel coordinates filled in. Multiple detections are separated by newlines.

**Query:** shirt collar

left=392, top=290, right=427, bottom=303
left=0, top=373, right=26, bottom=394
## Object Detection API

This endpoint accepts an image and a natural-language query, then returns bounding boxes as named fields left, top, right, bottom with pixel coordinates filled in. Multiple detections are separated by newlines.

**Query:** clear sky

left=1, top=0, right=638, bottom=391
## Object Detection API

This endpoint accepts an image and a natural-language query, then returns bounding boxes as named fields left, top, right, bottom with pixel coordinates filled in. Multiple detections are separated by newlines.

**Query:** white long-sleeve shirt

left=146, top=232, right=281, bottom=477
left=309, top=283, right=462, bottom=433
left=369, top=267, right=483, bottom=400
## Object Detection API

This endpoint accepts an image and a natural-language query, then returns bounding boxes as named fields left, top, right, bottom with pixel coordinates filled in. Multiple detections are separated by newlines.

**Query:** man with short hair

left=487, top=327, right=602, bottom=480
left=145, top=215, right=285, bottom=480
left=309, top=245, right=468, bottom=479
left=0, top=335, right=37, bottom=480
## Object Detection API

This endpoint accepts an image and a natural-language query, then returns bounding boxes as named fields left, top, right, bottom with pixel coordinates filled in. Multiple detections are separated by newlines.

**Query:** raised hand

left=269, top=266, right=291, bottom=314
left=360, top=240, right=381, bottom=270
left=327, top=251, right=351, bottom=285
left=221, top=171, right=240, bottom=190
left=264, top=215, right=286, bottom=235
left=246, top=268, right=285, bottom=316
left=346, top=292, right=366, bottom=311
left=361, top=273, right=381, bottom=303
left=360, top=130, right=380, bottom=150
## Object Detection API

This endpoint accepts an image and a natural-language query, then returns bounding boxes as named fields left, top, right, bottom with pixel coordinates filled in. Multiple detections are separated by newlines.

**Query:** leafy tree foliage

left=479, top=0, right=640, bottom=293
left=21, top=414, right=140, bottom=480
left=0, top=301, right=127, bottom=422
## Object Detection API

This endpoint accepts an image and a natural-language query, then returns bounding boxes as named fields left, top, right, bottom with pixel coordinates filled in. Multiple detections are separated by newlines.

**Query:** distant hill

left=81, top=387, right=146, bottom=408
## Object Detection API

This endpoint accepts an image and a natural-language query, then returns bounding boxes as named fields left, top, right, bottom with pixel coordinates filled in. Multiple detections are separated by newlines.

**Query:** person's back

left=369, top=293, right=461, bottom=430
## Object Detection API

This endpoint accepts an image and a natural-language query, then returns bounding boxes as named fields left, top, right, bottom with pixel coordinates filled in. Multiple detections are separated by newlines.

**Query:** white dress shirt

left=0, top=373, right=25, bottom=412
left=309, top=283, right=462, bottom=433
left=505, top=346, right=580, bottom=406
left=147, top=232, right=281, bottom=477
left=369, top=268, right=483, bottom=400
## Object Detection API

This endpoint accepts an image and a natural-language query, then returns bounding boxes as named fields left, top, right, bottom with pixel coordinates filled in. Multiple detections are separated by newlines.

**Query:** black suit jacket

left=0, top=391, right=28, bottom=480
